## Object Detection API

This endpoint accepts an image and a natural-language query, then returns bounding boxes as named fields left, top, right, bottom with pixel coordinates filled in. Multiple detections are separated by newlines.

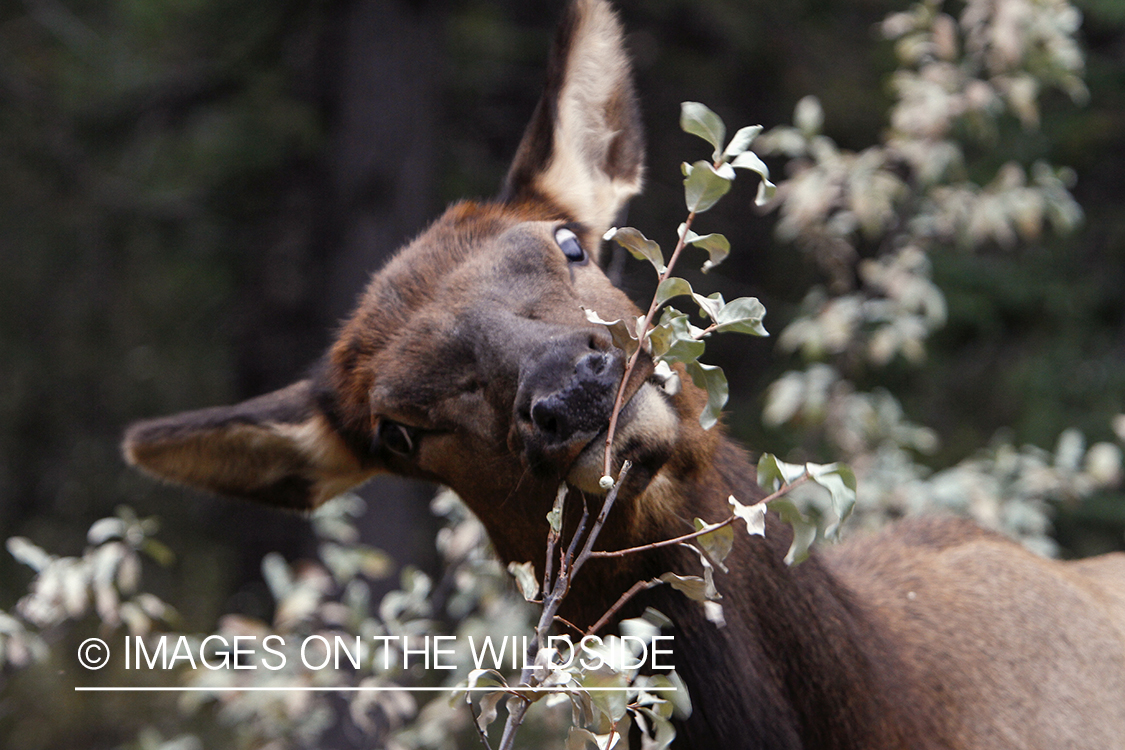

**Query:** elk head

left=123, top=0, right=717, bottom=570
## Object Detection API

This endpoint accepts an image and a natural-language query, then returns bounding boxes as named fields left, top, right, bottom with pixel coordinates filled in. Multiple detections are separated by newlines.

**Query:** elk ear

left=503, top=0, right=645, bottom=241
left=122, top=381, right=376, bottom=510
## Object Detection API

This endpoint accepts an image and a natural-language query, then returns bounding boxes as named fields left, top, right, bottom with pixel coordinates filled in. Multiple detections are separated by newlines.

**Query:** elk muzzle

left=514, top=330, right=624, bottom=471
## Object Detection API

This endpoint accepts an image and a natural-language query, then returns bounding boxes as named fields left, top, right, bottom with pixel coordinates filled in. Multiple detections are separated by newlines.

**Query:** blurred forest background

left=1, top=0, right=1123, bottom=747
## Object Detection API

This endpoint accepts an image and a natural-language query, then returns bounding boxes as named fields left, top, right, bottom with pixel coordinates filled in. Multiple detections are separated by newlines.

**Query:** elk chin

left=566, top=382, right=679, bottom=495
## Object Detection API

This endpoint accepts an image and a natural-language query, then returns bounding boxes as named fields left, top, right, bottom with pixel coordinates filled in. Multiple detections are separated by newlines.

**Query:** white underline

left=74, top=686, right=675, bottom=692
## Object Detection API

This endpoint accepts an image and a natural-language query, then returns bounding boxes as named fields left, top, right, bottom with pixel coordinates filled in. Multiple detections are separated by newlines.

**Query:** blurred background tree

left=1, top=0, right=1123, bottom=747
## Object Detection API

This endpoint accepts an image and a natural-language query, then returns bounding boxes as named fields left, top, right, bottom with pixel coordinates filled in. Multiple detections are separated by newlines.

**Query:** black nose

left=529, top=350, right=617, bottom=441
left=516, top=332, right=624, bottom=448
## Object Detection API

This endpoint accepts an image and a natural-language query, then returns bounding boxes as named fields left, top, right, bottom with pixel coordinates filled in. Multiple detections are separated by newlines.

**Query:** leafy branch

left=596, top=102, right=775, bottom=485
left=480, top=453, right=857, bottom=747
left=493, top=461, right=632, bottom=750
left=589, top=477, right=805, bottom=561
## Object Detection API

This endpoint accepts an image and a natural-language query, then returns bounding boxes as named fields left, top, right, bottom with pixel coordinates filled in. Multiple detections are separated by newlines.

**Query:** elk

left=123, top=1, right=1125, bottom=748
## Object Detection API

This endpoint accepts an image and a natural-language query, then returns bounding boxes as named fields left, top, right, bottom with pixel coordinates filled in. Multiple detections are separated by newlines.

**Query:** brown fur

left=123, top=2, right=1125, bottom=747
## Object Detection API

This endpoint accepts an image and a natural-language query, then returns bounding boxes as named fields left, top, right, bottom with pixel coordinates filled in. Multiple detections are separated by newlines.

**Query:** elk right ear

left=502, top=0, right=645, bottom=243
left=122, top=381, right=377, bottom=510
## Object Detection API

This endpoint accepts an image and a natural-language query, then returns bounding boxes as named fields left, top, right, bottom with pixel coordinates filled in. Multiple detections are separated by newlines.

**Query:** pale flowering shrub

left=757, top=0, right=1121, bottom=553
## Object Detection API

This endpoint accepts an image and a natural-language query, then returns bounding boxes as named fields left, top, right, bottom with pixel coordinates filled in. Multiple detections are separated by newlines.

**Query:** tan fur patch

left=270, top=414, right=379, bottom=507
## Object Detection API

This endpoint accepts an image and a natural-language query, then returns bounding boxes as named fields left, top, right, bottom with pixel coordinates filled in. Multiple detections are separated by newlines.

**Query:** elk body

left=123, top=1, right=1125, bottom=748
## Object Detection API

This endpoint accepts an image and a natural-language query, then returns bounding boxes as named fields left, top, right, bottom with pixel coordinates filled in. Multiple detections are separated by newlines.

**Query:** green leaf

left=714, top=296, right=768, bottom=336
left=87, top=517, right=127, bottom=545
left=6, top=537, right=52, bottom=572
left=681, top=544, right=722, bottom=600
left=770, top=498, right=817, bottom=565
left=465, top=668, right=507, bottom=689
left=461, top=669, right=507, bottom=703
left=754, top=178, right=777, bottom=206
left=547, top=483, right=566, bottom=535
left=583, top=307, right=640, bottom=359
left=567, top=727, right=621, bottom=750
left=681, top=226, right=731, bottom=273
left=580, top=668, right=630, bottom=726
left=476, top=691, right=506, bottom=735
left=651, top=360, right=681, bottom=397
left=639, top=607, right=673, bottom=631
left=635, top=706, right=678, bottom=750
left=685, top=360, right=728, bottom=430
left=807, top=463, right=858, bottom=539
left=728, top=495, right=766, bottom=537
left=620, top=614, right=661, bottom=643
left=730, top=151, right=777, bottom=206
left=680, top=102, right=726, bottom=161
left=730, top=150, right=771, bottom=180
left=344, top=579, right=370, bottom=621
left=691, top=291, right=725, bottom=322
left=684, top=161, right=732, bottom=213
left=648, top=671, right=691, bottom=719
left=659, top=572, right=713, bottom=602
left=693, top=517, right=734, bottom=567
left=635, top=683, right=673, bottom=716
left=319, top=542, right=393, bottom=583
left=754, top=458, right=821, bottom=563
left=722, top=125, right=763, bottom=160
left=654, top=277, right=693, bottom=308
left=606, top=226, right=665, bottom=274
left=649, top=308, right=706, bottom=365
left=756, top=453, right=808, bottom=493
left=261, top=552, right=293, bottom=599
left=794, top=95, right=824, bottom=136
left=507, top=561, right=539, bottom=601
left=142, top=538, right=176, bottom=567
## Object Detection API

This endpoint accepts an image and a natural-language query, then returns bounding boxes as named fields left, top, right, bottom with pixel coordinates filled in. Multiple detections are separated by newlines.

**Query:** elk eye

left=376, top=419, right=416, bottom=457
left=555, top=227, right=587, bottom=263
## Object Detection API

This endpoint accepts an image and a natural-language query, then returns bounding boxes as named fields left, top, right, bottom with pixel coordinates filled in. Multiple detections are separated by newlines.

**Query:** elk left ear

left=122, top=380, right=377, bottom=510
left=502, top=0, right=645, bottom=244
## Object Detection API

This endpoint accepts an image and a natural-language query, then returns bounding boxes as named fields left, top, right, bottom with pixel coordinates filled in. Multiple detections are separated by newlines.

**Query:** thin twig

left=602, top=213, right=699, bottom=479
left=692, top=322, right=719, bottom=340
left=604, top=723, right=620, bottom=750
left=496, top=697, right=530, bottom=750
left=497, top=464, right=633, bottom=749
left=589, top=517, right=738, bottom=559
left=473, top=707, right=497, bottom=750
left=553, top=615, right=583, bottom=636
left=546, top=498, right=590, bottom=623
left=573, top=461, right=632, bottom=572
left=585, top=578, right=662, bottom=636
left=542, top=488, right=565, bottom=596
left=562, top=500, right=591, bottom=580
left=589, top=475, right=811, bottom=559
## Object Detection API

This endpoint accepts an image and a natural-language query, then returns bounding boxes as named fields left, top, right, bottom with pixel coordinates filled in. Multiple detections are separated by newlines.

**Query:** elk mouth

left=512, top=330, right=680, bottom=494
left=564, top=373, right=680, bottom=495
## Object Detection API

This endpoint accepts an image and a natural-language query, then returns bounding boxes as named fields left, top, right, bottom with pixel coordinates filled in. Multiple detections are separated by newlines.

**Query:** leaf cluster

left=597, top=103, right=775, bottom=431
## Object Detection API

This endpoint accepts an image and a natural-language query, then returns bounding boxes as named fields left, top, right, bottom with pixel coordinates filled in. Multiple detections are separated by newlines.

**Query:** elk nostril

left=531, top=400, right=561, bottom=436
